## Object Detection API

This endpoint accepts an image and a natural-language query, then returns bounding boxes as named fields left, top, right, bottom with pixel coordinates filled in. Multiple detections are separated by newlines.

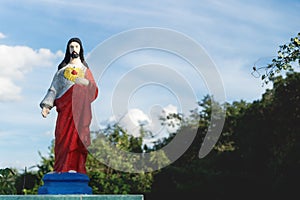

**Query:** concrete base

left=38, top=172, right=92, bottom=194
left=0, top=195, right=144, bottom=200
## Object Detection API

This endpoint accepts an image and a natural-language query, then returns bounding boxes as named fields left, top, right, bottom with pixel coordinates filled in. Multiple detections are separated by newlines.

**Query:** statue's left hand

left=75, top=77, right=89, bottom=86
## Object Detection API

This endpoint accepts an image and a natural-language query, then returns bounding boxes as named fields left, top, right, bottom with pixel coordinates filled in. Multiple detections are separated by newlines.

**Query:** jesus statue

left=40, top=37, right=98, bottom=174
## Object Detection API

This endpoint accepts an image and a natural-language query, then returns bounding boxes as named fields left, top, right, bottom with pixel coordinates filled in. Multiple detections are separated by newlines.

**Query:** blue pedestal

left=38, top=172, right=92, bottom=194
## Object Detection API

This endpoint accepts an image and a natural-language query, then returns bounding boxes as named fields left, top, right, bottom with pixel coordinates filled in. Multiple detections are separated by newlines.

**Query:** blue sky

left=0, top=0, right=299, bottom=171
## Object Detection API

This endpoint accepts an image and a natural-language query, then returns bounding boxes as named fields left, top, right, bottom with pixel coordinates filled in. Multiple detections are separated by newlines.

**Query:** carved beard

left=71, top=51, right=79, bottom=59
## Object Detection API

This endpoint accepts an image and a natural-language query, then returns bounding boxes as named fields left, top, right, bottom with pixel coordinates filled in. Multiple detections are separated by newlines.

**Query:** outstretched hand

left=75, top=77, right=89, bottom=86
left=41, top=107, right=50, bottom=118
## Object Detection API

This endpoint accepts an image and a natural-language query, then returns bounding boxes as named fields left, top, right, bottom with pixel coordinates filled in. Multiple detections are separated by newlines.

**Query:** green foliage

left=232, top=72, right=300, bottom=197
left=36, top=140, right=55, bottom=177
left=4, top=71, right=299, bottom=199
left=252, top=32, right=300, bottom=85
left=87, top=124, right=157, bottom=194
left=14, top=168, right=39, bottom=194
left=214, top=100, right=250, bottom=152
left=0, top=168, right=17, bottom=194
left=148, top=73, right=299, bottom=199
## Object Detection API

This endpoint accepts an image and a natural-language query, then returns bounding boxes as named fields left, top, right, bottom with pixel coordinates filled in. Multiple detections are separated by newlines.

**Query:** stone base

left=0, top=195, right=144, bottom=200
left=38, top=172, right=92, bottom=194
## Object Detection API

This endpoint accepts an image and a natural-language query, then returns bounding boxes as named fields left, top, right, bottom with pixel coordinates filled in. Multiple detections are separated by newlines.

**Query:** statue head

left=58, top=37, right=88, bottom=70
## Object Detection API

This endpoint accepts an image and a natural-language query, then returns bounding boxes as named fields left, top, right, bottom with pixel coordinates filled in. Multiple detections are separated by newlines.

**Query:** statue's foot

left=68, top=170, right=77, bottom=173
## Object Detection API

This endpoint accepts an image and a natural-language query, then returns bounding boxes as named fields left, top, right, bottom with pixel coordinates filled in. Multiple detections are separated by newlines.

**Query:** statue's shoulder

left=58, top=64, right=71, bottom=73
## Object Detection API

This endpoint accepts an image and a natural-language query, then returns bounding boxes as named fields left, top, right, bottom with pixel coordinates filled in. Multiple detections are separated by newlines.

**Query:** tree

left=14, top=167, right=39, bottom=194
left=252, top=32, right=300, bottom=85
left=233, top=72, right=300, bottom=198
left=86, top=124, right=155, bottom=194
left=147, top=72, right=300, bottom=199
left=148, top=96, right=234, bottom=198
left=0, top=168, right=17, bottom=194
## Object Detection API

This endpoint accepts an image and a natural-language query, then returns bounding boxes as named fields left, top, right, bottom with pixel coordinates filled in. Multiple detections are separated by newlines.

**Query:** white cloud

left=162, top=104, right=181, bottom=133
left=0, top=77, right=22, bottom=101
left=118, top=108, right=151, bottom=137
left=0, top=32, right=6, bottom=39
left=0, top=45, right=63, bottom=102
left=163, top=104, right=178, bottom=114
left=116, top=104, right=180, bottom=143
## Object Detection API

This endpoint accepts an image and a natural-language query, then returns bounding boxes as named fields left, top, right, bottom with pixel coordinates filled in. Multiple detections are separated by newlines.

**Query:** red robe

left=53, top=69, right=98, bottom=174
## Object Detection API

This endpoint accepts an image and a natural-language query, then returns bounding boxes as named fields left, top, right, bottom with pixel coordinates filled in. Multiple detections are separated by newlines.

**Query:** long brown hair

left=57, top=37, right=88, bottom=70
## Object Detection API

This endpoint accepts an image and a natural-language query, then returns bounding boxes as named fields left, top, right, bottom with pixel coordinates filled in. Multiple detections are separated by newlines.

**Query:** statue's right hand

left=75, top=77, right=89, bottom=86
left=41, top=107, right=50, bottom=118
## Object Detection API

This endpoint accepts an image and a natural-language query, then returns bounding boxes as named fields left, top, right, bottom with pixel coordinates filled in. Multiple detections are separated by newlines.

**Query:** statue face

left=69, top=41, right=81, bottom=57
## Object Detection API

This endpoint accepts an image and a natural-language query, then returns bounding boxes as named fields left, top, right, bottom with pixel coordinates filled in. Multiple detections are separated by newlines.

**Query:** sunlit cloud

left=0, top=45, right=63, bottom=102
left=115, top=104, right=180, bottom=145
